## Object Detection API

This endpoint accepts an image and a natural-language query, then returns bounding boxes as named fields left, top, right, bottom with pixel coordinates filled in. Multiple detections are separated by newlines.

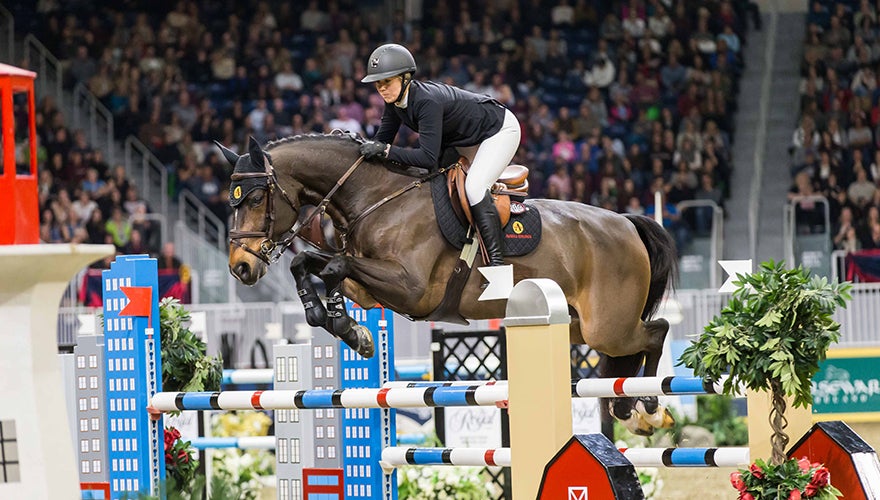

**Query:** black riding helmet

left=361, top=43, right=417, bottom=83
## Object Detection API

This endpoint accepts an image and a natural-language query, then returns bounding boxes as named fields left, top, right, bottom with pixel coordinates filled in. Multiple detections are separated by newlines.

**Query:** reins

left=229, top=138, right=447, bottom=263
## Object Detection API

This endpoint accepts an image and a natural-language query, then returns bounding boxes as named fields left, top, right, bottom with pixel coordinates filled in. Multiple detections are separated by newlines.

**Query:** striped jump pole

left=380, top=446, right=749, bottom=469
left=572, top=375, right=743, bottom=398
left=154, top=375, right=743, bottom=411
left=151, top=384, right=509, bottom=411
left=221, top=369, right=274, bottom=385
left=617, top=447, right=750, bottom=468
left=189, top=436, right=275, bottom=450
left=379, top=447, right=512, bottom=472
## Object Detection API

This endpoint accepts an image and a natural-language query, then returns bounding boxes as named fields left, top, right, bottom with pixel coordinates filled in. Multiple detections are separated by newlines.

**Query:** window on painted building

left=93, top=460, right=101, bottom=473
left=326, top=366, right=335, bottom=379
left=92, top=439, right=100, bottom=451
left=315, top=366, right=323, bottom=379
left=316, top=409, right=324, bottom=419
left=277, top=437, right=288, bottom=463
left=288, top=357, right=298, bottom=382
left=327, top=409, right=335, bottom=419
left=277, top=409, right=287, bottom=423
left=78, top=376, right=87, bottom=389
left=292, top=479, right=302, bottom=500
left=91, top=397, right=99, bottom=410
left=328, top=446, right=336, bottom=459
left=89, top=376, right=98, bottom=389
left=292, top=409, right=300, bottom=423
left=81, top=460, right=90, bottom=474
left=77, top=355, right=86, bottom=368
left=279, top=479, right=289, bottom=500
left=91, top=418, right=99, bottom=431
left=276, top=358, right=286, bottom=382
left=80, top=419, right=89, bottom=432
left=327, top=425, right=335, bottom=439
left=316, top=426, right=324, bottom=439
left=316, top=446, right=324, bottom=459
left=79, top=398, right=87, bottom=411
left=89, top=355, right=97, bottom=368
left=291, top=438, right=300, bottom=463
left=81, top=440, right=89, bottom=453
left=325, top=346, right=334, bottom=358
left=314, top=346, right=322, bottom=359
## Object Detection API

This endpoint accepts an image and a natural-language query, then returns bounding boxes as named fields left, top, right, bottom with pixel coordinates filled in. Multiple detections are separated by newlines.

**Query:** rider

left=359, top=43, right=521, bottom=270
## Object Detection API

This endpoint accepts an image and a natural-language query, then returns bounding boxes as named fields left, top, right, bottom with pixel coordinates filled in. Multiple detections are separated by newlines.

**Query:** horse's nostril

left=234, top=262, right=250, bottom=280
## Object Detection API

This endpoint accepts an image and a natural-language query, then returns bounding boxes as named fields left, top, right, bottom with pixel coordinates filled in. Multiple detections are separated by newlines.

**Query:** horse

left=221, top=133, right=678, bottom=435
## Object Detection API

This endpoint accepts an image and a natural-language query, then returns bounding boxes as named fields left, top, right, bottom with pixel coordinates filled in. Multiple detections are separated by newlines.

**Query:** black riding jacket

left=374, top=80, right=506, bottom=169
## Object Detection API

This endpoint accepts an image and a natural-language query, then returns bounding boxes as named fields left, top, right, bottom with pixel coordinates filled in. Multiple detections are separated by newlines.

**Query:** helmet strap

left=394, top=73, right=412, bottom=104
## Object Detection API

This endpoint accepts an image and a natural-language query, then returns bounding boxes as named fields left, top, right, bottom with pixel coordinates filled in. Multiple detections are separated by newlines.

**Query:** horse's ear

left=214, top=140, right=240, bottom=166
left=248, top=136, right=266, bottom=168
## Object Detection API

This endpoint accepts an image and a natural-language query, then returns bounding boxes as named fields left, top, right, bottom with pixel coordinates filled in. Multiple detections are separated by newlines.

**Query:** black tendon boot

left=471, top=191, right=504, bottom=267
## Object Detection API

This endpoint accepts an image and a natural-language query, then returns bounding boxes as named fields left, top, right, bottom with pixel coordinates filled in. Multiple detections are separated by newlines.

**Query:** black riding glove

left=359, top=140, right=388, bottom=159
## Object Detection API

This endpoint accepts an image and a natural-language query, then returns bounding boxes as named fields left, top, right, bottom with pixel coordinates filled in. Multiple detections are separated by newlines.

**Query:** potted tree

left=680, top=261, right=850, bottom=498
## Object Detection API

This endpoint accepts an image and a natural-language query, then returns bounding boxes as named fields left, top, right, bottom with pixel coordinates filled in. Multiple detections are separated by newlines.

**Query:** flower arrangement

left=159, top=297, right=222, bottom=394
left=397, top=465, right=498, bottom=499
left=164, top=427, right=198, bottom=489
left=210, top=411, right=275, bottom=500
left=730, top=457, right=842, bottom=500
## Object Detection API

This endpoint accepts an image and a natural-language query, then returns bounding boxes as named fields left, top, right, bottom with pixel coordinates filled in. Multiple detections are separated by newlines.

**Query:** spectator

left=158, top=241, right=183, bottom=271
left=105, top=206, right=132, bottom=249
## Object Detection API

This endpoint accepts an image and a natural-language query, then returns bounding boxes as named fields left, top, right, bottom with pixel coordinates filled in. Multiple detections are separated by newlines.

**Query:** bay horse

left=221, top=134, right=677, bottom=435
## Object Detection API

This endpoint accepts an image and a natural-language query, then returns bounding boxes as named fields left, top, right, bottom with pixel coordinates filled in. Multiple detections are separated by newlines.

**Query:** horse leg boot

left=290, top=252, right=328, bottom=327
left=319, top=256, right=375, bottom=358
left=471, top=191, right=504, bottom=288
left=633, top=319, right=674, bottom=430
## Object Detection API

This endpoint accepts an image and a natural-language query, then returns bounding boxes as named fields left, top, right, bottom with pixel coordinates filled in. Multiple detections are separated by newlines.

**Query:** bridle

left=227, top=152, right=299, bottom=265
left=228, top=140, right=448, bottom=265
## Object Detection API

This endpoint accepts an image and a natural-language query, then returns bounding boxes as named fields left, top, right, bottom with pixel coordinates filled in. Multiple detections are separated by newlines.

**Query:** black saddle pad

left=430, top=174, right=541, bottom=256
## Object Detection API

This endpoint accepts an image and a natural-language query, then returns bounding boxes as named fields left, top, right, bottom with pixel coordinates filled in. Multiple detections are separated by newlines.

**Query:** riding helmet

left=361, top=43, right=417, bottom=83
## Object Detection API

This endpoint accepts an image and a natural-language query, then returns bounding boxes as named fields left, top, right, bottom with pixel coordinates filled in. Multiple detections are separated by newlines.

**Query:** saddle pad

left=430, top=175, right=541, bottom=257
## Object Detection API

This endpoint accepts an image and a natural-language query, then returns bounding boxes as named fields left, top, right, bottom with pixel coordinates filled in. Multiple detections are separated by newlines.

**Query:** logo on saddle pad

left=430, top=176, right=541, bottom=257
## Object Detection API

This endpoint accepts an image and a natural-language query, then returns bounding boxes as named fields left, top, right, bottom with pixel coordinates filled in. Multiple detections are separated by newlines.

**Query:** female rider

left=359, top=43, right=521, bottom=271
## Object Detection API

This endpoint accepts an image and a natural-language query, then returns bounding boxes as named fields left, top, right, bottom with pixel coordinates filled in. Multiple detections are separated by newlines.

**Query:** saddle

left=446, top=157, right=530, bottom=228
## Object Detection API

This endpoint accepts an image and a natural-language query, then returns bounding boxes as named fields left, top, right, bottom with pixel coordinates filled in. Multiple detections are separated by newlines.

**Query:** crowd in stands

left=14, top=0, right=759, bottom=258
left=795, top=0, right=880, bottom=255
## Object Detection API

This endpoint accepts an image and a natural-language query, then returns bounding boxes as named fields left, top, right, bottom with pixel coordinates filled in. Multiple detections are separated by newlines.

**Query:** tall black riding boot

left=471, top=191, right=504, bottom=266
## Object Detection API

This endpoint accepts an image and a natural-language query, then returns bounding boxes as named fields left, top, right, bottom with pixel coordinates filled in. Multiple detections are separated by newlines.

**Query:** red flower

left=789, top=489, right=802, bottom=500
left=805, top=484, right=819, bottom=497
left=810, top=468, right=830, bottom=488
left=740, top=493, right=755, bottom=500
left=749, top=463, right=765, bottom=479
left=730, top=471, right=747, bottom=492
left=165, top=452, right=173, bottom=462
left=177, top=449, right=190, bottom=464
left=797, top=457, right=811, bottom=472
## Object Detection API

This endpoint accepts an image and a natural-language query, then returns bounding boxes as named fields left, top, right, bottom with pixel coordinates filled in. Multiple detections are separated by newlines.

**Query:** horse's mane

left=264, top=131, right=365, bottom=151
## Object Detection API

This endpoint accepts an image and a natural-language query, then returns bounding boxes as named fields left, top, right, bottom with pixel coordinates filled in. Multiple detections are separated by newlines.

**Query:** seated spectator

left=104, top=206, right=132, bottom=249
left=158, top=241, right=183, bottom=271
left=848, top=167, right=877, bottom=211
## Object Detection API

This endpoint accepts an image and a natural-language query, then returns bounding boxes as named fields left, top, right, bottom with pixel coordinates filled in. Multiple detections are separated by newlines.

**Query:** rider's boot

left=471, top=191, right=504, bottom=288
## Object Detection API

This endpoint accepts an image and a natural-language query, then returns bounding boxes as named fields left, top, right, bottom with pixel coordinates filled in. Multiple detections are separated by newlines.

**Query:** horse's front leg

left=318, top=255, right=375, bottom=358
left=289, top=250, right=335, bottom=327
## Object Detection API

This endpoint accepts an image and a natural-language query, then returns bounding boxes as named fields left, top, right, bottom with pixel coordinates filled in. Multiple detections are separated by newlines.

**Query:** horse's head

left=221, top=137, right=298, bottom=285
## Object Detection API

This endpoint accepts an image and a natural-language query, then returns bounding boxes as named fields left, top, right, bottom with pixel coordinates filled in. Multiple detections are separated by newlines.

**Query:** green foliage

left=118, top=474, right=244, bottom=500
left=697, top=395, right=748, bottom=446
left=731, top=457, right=842, bottom=499
left=398, top=466, right=499, bottom=499
left=679, top=261, right=851, bottom=408
left=159, top=297, right=223, bottom=393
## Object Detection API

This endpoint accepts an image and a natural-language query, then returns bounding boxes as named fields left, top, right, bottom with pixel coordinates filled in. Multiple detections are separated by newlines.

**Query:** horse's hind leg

left=632, top=319, right=674, bottom=431
left=318, top=256, right=375, bottom=358
left=599, top=353, right=654, bottom=436
left=600, top=319, right=674, bottom=436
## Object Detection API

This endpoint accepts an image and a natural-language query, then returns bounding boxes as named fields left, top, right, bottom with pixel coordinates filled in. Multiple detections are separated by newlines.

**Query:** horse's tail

left=624, top=214, right=677, bottom=320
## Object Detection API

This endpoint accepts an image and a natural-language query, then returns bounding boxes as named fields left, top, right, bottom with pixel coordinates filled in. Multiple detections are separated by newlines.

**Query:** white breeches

left=457, top=109, right=521, bottom=204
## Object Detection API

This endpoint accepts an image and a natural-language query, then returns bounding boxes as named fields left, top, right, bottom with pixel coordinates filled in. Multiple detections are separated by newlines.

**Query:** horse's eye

left=249, top=193, right=265, bottom=207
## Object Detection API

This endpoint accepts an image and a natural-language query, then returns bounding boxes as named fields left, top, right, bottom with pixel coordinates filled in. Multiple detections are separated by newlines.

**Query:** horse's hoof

left=353, top=325, right=374, bottom=358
